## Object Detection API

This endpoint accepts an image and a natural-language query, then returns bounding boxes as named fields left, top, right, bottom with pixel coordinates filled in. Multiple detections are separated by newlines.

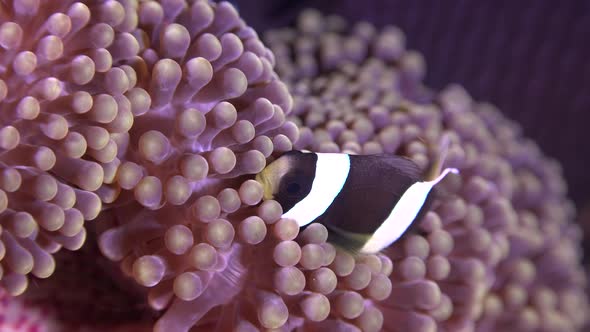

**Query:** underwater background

left=0, top=1, right=588, bottom=331
left=235, top=0, right=590, bottom=211
left=236, top=0, right=590, bottom=267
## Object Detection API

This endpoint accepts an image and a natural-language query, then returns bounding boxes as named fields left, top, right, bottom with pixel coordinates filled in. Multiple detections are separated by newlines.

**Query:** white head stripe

left=282, top=153, right=351, bottom=226
left=361, top=168, right=459, bottom=254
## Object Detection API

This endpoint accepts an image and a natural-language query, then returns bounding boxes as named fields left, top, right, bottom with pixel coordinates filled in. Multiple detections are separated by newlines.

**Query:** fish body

left=256, top=143, right=458, bottom=254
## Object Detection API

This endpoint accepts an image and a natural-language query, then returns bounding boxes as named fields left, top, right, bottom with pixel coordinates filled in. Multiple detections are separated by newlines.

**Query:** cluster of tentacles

left=0, top=2, right=587, bottom=332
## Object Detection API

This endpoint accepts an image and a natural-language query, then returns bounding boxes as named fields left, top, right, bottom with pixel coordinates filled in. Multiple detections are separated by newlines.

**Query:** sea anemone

left=0, top=0, right=293, bottom=329
left=263, top=8, right=588, bottom=332
left=0, top=2, right=587, bottom=332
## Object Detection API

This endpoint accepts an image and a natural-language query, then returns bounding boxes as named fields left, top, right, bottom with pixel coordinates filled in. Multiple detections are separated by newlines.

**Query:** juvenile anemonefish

left=255, top=137, right=459, bottom=254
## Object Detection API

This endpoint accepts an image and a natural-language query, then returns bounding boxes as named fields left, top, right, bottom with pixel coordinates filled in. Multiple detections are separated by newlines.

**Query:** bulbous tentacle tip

left=0, top=2, right=587, bottom=332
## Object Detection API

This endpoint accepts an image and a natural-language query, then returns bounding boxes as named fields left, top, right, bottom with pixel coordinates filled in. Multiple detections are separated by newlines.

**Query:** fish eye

left=286, top=182, right=301, bottom=194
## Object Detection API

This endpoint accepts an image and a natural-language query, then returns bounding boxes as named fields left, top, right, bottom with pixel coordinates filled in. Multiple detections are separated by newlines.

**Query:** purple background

left=234, top=0, right=590, bottom=212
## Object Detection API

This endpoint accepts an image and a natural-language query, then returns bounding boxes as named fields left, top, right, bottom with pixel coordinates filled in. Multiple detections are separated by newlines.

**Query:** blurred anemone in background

left=0, top=1, right=587, bottom=332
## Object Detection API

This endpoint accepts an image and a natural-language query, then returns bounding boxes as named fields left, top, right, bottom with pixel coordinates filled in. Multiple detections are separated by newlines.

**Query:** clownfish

left=255, top=137, right=459, bottom=254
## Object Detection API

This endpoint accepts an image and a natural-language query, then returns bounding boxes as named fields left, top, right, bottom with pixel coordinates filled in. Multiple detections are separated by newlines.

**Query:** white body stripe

left=282, top=153, right=351, bottom=227
left=361, top=168, right=458, bottom=254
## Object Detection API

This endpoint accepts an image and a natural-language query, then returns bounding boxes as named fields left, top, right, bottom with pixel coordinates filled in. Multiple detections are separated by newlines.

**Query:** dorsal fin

left=423, top=134, right=451, bottom=181
left=366, top=154, right=422, bottom=180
